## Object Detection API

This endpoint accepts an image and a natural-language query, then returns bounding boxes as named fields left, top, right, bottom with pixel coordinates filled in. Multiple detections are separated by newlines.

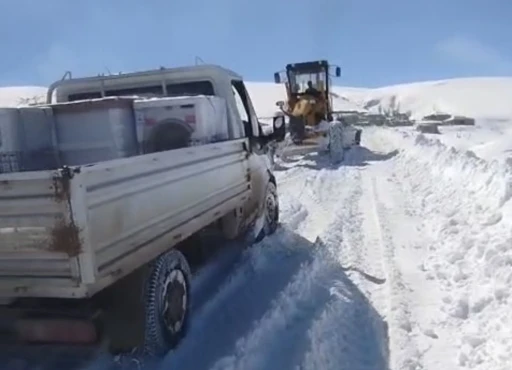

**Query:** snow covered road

left=157, top=128, right=436, bottom=370
left=163, top=138, right=393, bottom=370
left=163, top=126, right=512, bottom=370
left=5, top=126, right=512, bottom=370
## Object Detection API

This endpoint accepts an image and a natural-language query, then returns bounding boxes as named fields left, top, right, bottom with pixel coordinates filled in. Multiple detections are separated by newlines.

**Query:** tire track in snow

left=272, top=148, right=393, bottom=370
left=275, top=154, right=390, bottom=369
left=295, top=141, right=430, bottom=370
left=162, top=229, right=318, bottom=370
left=369, top=173, right=425, bottom=370
left=370, top=159, right=457, bottom=370
left=208, top=243, right=352, bottom=370
left=203, top=164, right=388, bottom=370
left=298, top=167, right=389, bottom=370
left=352, top=132, right=434, bottom=369
left=285, top=168, right=344, bottom=239
left=162, top=166, right=346, bottom=369
left=163, top=157, right=390, bottom=370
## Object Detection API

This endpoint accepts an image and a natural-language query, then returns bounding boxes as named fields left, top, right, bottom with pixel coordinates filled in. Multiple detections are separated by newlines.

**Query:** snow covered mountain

left=4, top=76, right=512, bottom=121
left=355, top=77, right=512, bottom=120
left=1, top=77, right=512, bottom=370
left=0, top=86, right=47, bottom=107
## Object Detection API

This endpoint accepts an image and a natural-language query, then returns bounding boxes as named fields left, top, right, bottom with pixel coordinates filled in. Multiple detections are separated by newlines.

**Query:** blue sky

left=1, top=0, right=511, bottom=87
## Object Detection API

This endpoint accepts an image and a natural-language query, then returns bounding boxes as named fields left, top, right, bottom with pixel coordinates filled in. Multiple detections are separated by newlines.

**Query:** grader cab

left=274, top=60, right=341, bottom=145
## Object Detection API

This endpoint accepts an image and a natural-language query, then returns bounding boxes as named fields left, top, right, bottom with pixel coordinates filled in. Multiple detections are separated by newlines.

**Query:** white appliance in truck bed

left=50, top=97, right=139, bottom=166
left=0, top=107, right=57, bottom=173
left=133, top=95, right=229, bottom=154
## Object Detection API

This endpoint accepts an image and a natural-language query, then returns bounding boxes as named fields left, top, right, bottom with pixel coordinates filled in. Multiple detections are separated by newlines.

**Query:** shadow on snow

left=161, top=227, right=389, bottom=370
left=2, top=227, right=390, bottom=370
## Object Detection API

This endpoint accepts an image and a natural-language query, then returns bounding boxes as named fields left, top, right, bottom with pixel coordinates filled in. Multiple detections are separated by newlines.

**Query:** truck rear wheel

left=143, top=249, right=191, bottom=356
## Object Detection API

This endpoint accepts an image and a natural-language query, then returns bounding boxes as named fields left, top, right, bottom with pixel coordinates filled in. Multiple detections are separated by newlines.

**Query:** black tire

left=143, top=249, right=191, bottom=356
left=289, top=116, right=305, bottom=144
left=355, top=130, right=362, bottom=145
left=328, top=121, right=345, bottom=163
left=255, top=181, right=279, bottom=242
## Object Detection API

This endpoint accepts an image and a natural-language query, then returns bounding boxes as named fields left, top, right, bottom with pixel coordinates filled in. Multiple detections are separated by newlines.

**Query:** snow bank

left=425, top=120, right=511, bottom=152
left=391, top=118, right=512, bottom=165
left=382, top=128, right=512, bottom=369
left=362, top=78, right=512, bottom=121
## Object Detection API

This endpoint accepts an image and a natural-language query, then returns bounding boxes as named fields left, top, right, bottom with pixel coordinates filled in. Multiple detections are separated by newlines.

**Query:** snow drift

left=378, top=127, right=512, bottom=369
left=358, top=77, right=512, bottom=121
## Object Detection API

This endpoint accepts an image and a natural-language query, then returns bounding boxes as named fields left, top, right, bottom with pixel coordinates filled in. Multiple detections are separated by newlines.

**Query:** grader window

left=288, top=70, right=327, bottom=95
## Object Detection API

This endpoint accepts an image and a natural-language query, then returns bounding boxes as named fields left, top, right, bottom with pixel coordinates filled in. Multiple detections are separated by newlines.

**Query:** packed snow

left=2, top=76, right=512, bottom=370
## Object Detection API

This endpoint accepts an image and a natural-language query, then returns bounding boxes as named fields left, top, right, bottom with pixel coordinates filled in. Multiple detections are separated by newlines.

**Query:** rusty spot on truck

left=50, top=221, right=82, bottom=257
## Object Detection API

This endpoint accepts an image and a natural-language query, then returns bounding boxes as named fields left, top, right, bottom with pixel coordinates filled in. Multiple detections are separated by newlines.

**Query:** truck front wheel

left=255, top=181, right=279, bottom=242
left=355, top=130, right=362, bottom=145
left=143, top=249, right=191, bottom=356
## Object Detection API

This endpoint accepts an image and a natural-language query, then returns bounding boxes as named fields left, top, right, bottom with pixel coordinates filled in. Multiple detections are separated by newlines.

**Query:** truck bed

left=0, top=138, right=251, bottom=299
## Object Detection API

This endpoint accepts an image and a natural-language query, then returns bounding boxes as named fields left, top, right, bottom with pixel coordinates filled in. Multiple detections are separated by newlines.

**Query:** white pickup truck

left=0, top=65, right=286, bottom=356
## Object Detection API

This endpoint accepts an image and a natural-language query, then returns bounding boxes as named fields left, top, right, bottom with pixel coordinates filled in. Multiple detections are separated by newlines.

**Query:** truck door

left=230, top=80, right=272, bottom=220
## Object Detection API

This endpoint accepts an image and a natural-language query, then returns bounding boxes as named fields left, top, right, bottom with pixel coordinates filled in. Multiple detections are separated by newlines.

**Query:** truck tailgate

left=0, top=171, right=81, bottom=297
left=0, top=139, right=251, bottom=299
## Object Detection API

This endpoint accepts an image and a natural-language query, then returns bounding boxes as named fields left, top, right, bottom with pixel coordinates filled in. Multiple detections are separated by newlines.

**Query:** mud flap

left=246, top=181, right=280, bottom=244
left=328, top=121, right=345, bottom=164
left=251, top=210, right=266, bottom=242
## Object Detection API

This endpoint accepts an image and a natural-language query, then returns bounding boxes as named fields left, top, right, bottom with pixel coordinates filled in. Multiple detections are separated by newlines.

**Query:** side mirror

left=272, top=115, right=286, bottom=142
left=274, top=72, right=281, bottom=84
left=276, top=100, right=285, bottom=108
left=335, top=67, right=341, bottom=77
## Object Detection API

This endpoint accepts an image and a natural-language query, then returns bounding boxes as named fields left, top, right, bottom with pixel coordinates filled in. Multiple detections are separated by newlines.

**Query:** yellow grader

left=273, top=60, right=361, bottom=162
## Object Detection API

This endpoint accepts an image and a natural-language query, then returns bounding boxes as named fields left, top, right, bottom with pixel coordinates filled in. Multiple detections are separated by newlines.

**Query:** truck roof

left=47, top=64, right=244, bottom=103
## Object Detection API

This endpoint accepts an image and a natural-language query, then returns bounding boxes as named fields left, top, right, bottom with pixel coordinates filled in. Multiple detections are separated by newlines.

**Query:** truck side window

left=231, top=81, right=253, bottom=137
